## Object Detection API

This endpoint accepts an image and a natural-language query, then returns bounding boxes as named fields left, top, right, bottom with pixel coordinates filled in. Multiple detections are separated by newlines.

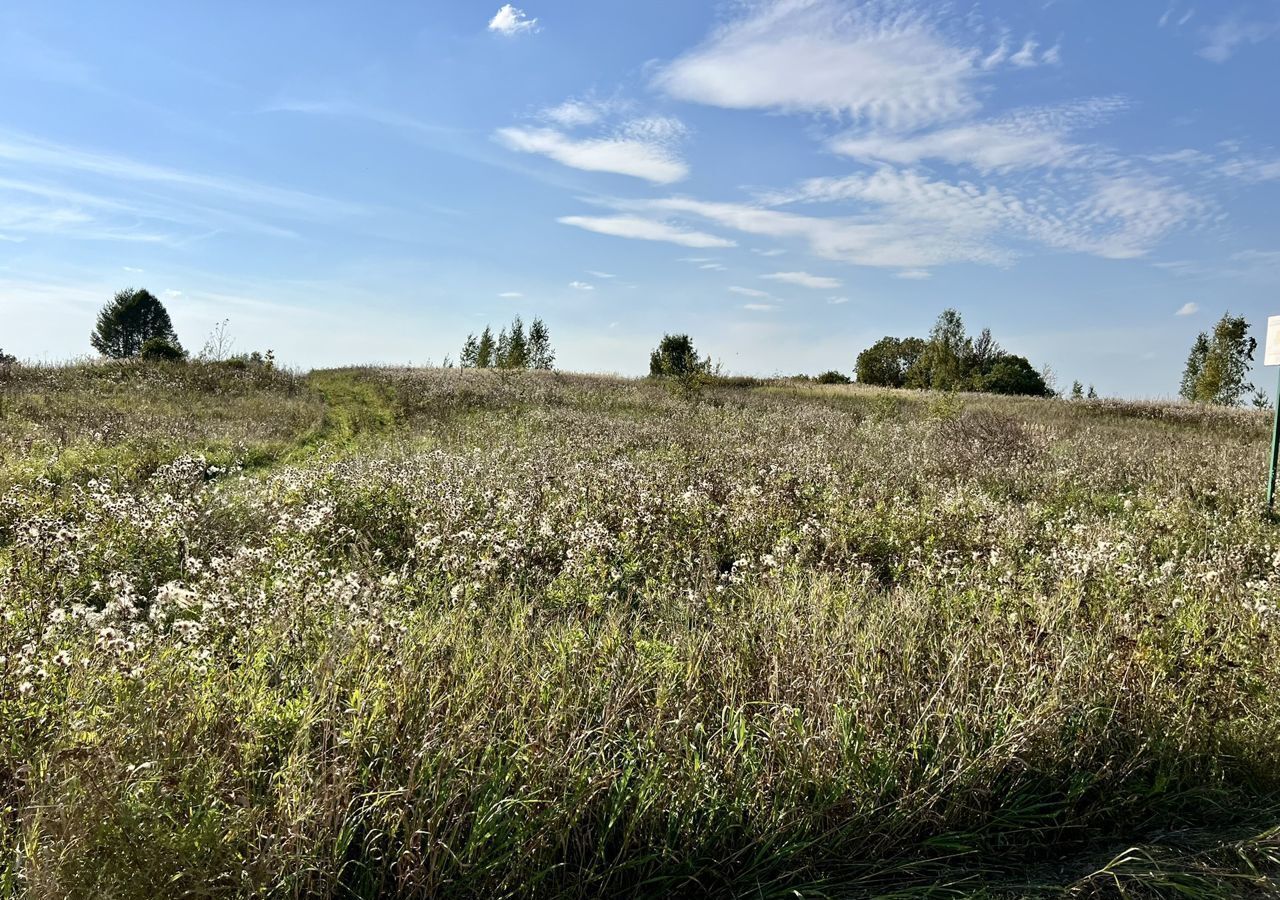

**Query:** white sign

left=1268, top=316, right=1280, bottom=367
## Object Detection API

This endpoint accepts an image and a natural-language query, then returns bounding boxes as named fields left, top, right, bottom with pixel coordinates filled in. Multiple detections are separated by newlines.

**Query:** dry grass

left=2, top=363, right=1279, bottom=898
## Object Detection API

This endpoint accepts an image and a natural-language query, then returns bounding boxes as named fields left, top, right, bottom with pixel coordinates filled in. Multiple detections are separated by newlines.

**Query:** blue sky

left=2, top=0, right=1279, bottom=395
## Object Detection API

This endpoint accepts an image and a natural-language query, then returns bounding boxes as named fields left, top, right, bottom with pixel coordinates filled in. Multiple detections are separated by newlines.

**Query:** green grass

left=2, top=362, right=1279, bottom=898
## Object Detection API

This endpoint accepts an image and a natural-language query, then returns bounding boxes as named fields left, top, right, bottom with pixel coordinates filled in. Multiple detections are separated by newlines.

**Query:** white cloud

left=495, top=126, right=688, bottom=183
left=498, top=291, right=523, bottom=298
left=743, top=303, right=777, bottom=311
left=568, top=281, right=595, bottom=291
left=1176, top=301, right=1200, bottom=316
left=1198, top=16, right=1277, bottom=62
left=543, top=100, right=604, bottom=127
left=607, top=161, right=1207, bottom=272
left=699, top=262, right=725, bottom=271
left=629, top=193, right=1007, bottom=269
left=752, top=248, right=786, bottom=257
left=1009, top=39, right=1040, bottom=67
left=163, top=289, right=183, bottom=299
left=729, top=285, right=771, bottom=297
left=558, top=214, right=736, bottom=248
left=586, top=270, right=615, bottom=278
left=828, top=296, right=851, bottom=304
left=1147, top=148, right=1214, bottom=165
left=830, top=98, right=1126, bottom=172
left=488, top=5, right=538, bottom=36
left=653, top=0, right=987, bottom=130
left=1219, top=155, right=1280, bottom=182
left=122, top=266, right=144, bottom=273
left=761, top=270, right=842, bottom=289
left=896, top=269, right=932, bottom=280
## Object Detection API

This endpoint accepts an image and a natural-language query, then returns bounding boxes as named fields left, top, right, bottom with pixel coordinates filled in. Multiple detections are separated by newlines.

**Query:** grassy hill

left=2, top=362, right=1279, bottom=898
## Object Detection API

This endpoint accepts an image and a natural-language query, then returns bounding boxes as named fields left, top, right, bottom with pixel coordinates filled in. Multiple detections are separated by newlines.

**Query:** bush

left=138, top=337, right=188, bottom=363
left=816, top=370, right=852, bottom=385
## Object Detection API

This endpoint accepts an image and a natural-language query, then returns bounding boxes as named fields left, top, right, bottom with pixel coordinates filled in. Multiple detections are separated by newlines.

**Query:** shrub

left=139, top=337, right=188, bottom=363
left=815, top=370, right=852, bottom=385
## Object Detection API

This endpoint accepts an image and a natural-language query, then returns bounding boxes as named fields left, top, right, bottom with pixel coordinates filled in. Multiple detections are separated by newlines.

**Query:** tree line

left=2, top=287, right=1269, bottom=408
left=459, top=316, right=554, bottom=370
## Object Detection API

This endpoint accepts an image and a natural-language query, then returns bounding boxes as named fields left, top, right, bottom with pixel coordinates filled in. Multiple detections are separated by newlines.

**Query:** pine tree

left=496, top=327, right=510, bottom=367
left=476, top=327, right=496, bottom=368
left=1070, top=380, right=1084, bottom=400
left=91, top=288, right=181, bottom=359
left=460, top=333, right=479, bottom=368
left=501, top=316, right=528, bottom=369
left=1180, top=333, right=1210, bottom=401
left=528, top=318, right=554, bottom=370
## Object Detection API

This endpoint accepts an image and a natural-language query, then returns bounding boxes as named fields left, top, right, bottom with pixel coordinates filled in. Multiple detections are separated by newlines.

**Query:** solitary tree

left=1070, top=380, right=1084, bottom=400
left=476, top=327, right=496, bottom=369
left=528, top=318, right=554, bottom=370
left=91, top=289, right=181, bottom=359
left=1181, top=313, right=1256, bottom=405
left=649, top=334, right=710, bottom=377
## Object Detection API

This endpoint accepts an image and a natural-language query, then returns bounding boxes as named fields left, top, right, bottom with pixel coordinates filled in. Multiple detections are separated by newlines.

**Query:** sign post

left=1267, top=316, right=1280, bottom=512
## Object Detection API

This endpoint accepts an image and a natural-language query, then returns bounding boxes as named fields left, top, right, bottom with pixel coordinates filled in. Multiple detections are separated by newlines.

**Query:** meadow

left=2, top=361, right=1280, bottom=898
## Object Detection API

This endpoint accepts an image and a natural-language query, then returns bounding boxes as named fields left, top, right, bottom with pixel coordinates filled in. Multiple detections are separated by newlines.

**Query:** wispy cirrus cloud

left=558, top=214, right=735, bottom=248
left=1198, top=14, right=1278, bottom=61
left=496, top=126, right=689, bottom=183
left=0, top=129, right=362, bottom=219
left=578, top=161, right=1208, bottom=271
left=761, top=271, right=841, bottom=289
left=729, top=285, right=771, bottom=298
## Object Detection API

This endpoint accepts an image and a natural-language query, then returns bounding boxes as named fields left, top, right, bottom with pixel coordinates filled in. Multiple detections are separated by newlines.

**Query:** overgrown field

left=3, top=362, right=1280, bottom=898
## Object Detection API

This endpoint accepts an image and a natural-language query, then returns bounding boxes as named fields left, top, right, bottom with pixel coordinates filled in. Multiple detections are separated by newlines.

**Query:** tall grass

left=2, top=364, right=1279, bottom=897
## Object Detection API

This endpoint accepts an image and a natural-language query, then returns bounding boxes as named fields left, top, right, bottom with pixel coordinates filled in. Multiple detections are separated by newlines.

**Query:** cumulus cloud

left=1176, top=301, right=1200, bottom=316
left=652, top=0, right=987, bottom=130
left=558, top=214, right=736, bottom=248
left=488, top=5, right=538, bottom=36
left=761, top=271, right=842, bottom=289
